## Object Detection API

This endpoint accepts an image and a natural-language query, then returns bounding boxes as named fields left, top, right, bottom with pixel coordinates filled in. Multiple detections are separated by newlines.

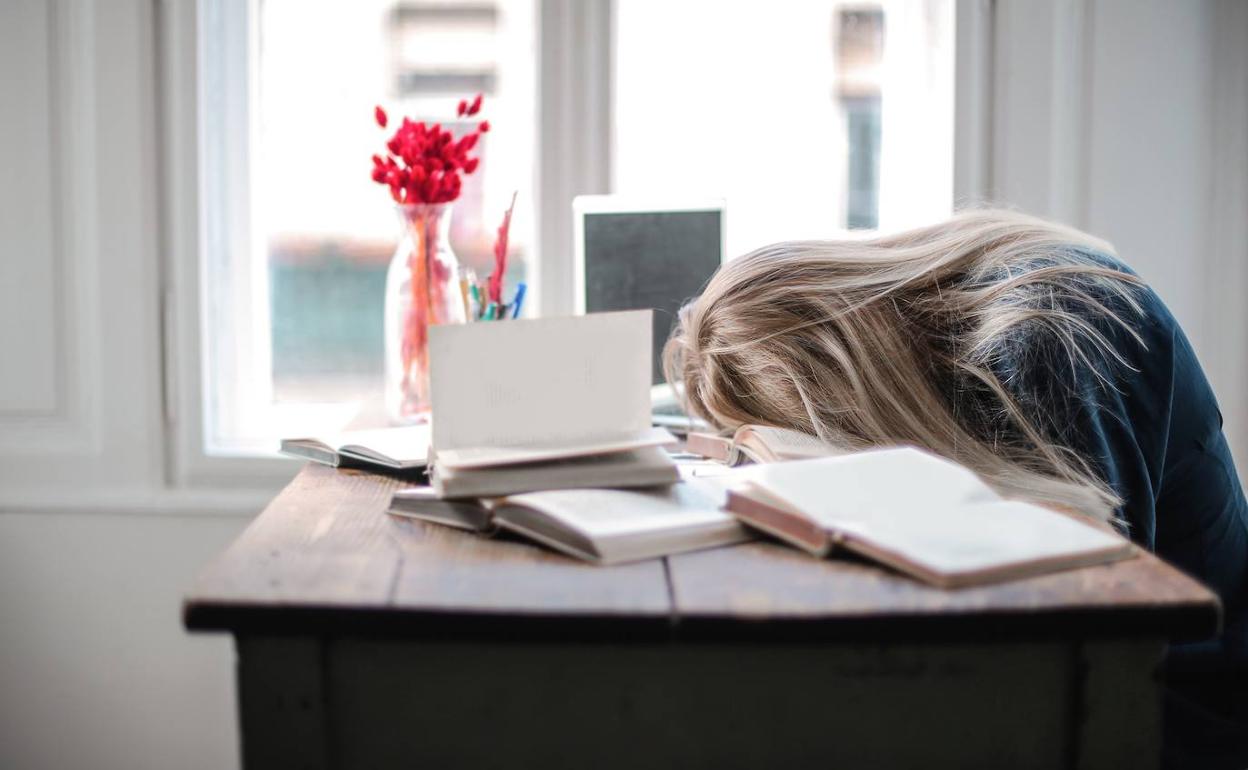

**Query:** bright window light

left=199, top=0, right=536, bottom=453
left=613, top=0, right=954, bottom=256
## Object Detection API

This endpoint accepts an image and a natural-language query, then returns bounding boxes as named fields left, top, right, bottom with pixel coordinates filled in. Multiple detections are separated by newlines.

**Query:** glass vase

left=384, top=203, right=465, bottom=423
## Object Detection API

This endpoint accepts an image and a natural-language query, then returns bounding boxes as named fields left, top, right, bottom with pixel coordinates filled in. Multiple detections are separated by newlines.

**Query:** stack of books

left=283, top=311, right=1134, bottom=584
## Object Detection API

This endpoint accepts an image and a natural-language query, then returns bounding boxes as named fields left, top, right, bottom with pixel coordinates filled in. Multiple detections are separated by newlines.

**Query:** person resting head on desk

left=663, top=208, right=1247, bottom=766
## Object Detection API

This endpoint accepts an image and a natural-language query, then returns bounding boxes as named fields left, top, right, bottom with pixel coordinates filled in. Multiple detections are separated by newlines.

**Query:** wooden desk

left=185, top=464, right=1220, bottom=770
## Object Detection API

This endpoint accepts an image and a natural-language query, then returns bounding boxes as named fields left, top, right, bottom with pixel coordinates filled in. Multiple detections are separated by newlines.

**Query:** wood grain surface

left=184, top=464, right=672, bottom=637
left=667, top=541, right=1219, bottom=641
left=184, top=464, right=1220, bottom=641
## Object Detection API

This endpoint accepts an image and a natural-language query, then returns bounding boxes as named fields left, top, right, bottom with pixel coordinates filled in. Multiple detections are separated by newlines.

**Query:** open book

left=428, top=310, right=679, bottom=498
left=279, top=425, right=430, bottom=471
left=726, top=446, right=1134, bottom=588
left=388, top=479, right=750, bottom=564
left=687, top=425, right=841, bottom=465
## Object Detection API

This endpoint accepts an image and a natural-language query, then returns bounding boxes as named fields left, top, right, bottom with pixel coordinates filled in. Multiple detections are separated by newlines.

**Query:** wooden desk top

left=184, top=464, right=1220, bottom=642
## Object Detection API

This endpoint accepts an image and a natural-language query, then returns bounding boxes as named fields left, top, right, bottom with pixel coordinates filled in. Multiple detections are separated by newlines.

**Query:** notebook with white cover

left=280, top=425, right=430, bottom=470
left=727, top=446, right=1134, bottom=588
left=427, top=311, right=678, bottom=496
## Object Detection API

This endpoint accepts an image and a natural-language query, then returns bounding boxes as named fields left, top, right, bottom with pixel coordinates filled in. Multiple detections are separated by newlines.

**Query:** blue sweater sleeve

left=1005, top=256, right=1248, bottom=668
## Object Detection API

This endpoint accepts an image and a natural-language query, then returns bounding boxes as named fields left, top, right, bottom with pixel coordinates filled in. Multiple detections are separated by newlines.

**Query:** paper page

left=752, top=446, right=1000, bottom=529
left=435, top=425, right=676, bottom=470
left=432, top=446, right=678, bottom=499
left=502, top=478, right=738, bottom=540
left=429, top=311, right=653, bottom=452
left=837, top=499, right=1129, bottom=577
left=336, top=425, right=431, bottom=464
left=739, top=426, right=842, bottom=462
left=750, top=447, right=1128, bottom=579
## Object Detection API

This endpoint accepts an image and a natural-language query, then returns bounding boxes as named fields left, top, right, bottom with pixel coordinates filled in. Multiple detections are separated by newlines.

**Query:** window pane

left=256, top=0, right=536, bottom=407
left=613, top=0, right=954, bottom=255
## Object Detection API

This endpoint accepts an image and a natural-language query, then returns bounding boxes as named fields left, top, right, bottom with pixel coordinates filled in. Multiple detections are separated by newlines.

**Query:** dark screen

left=582, top=210, right=723, bottom=384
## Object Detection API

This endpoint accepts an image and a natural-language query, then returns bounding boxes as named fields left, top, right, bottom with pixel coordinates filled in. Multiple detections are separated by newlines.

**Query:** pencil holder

left=384, top=203, right=465, bottom=423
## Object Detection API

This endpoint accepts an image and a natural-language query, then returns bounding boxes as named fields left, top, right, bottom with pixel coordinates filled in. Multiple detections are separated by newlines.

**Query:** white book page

left=752, top=446, right=998, bottom=528
left=435, top=425, right=676, bottom=470
left=429, top=311, right=653, bottom=452
left=751, top=447, right=1128, bottom=577
left=840, top=499, right=1129, bottom=576
left=738, top=426, right=842, bottom=462
left=503, top=478, right=739, bottom=541
left=336, top=425, right=431, bottom=464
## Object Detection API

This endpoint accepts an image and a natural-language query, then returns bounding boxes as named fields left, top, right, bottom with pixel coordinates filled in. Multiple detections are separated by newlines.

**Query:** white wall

left=0, top=2, right=274, bottom=769
left=982, top=0, right=1248, bottom=469
left=0, top=513, right=244, bottom=770
left=0, top=1, right=1243, bottom=769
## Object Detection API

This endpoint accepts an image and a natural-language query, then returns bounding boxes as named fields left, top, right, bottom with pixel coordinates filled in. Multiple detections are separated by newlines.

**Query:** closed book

left=427, top=310, right=678, bottom=498
left=387, top=487, right=494, bottom=531
left=430, top=446, right=679, bottom=500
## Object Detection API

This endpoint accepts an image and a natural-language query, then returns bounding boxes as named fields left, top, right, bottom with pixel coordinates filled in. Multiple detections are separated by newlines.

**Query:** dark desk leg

left=236, top=636, right=330, bottom=770
left=1075, top=639, right=1165, bottom=770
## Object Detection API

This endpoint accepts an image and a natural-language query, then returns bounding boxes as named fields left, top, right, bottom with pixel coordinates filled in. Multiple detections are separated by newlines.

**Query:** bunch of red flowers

left=370, top=94, right=490, bottom=205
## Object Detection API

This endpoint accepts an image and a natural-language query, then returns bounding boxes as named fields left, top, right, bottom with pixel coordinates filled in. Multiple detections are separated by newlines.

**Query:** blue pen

left=511, top=282, right=527, bottom=319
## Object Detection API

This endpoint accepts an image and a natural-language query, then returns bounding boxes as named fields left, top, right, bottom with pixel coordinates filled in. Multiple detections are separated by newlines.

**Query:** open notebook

left=726, top=446, right=1134, bottom=588
left=279, top=425, right=430, bottom=471
left=388, top=478, right=750, bottom=564
left=427, top=310, right=678, bottom=498
left=687, top=425, right=842, bottom=465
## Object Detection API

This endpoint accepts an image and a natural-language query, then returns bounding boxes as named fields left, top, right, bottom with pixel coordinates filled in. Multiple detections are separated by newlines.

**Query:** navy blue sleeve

left=1004, top=259, right=1248, bottom=668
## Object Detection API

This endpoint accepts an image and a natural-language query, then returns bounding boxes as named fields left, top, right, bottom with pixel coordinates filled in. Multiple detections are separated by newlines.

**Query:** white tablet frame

left=570, top=195, right=728, bottom=315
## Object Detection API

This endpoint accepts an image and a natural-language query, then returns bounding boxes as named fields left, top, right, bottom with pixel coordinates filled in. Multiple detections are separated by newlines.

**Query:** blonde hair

left=664, top=209, right=1146, bottom=523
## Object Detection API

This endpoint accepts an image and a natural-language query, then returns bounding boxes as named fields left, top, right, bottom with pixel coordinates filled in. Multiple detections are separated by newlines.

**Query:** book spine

left=724, top=490, right=831, bottom=557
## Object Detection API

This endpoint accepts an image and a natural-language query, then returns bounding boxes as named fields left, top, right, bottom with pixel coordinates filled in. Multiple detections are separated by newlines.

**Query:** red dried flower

left=369, top=93, right=488, bottom=204
left=374, top=105, right=388, bottom=128
left=478, top=120, right=490, bottom=133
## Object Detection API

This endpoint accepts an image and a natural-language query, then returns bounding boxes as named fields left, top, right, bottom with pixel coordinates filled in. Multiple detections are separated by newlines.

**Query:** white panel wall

left=0, top=513, right=243, bottom=770
left=1085, top=0, right=1213, bottom=341
left=0, top=1, right=59, bottom=414
left=0, top=0, right=165, bottom=489
left=0, top=3, right=253, bottom=770
left=987, top=0, right=1248, bottom=468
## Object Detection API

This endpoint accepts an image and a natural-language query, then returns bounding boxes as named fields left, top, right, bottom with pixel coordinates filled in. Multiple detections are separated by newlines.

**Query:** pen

left=469, top=284, right=481, bottom=319
left=484, top=302, right=497, bottom=320
left=458, top=278, right=471, bottom=321
left=511, top=282, right=527, bottom=319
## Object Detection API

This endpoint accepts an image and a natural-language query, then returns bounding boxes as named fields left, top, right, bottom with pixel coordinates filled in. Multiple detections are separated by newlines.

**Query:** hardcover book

left=427, top=310, right=679, bottom=498
left=726, top=446, right=1134, bottom=588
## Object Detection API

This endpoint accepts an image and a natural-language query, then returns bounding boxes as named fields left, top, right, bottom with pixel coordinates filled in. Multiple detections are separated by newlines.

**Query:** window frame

left=159, top=0, right=991, bottom=488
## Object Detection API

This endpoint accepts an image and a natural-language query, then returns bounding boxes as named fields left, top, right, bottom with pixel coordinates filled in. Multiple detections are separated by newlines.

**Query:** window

left=199, top=0, right=536, bottom=453
left=195, top=0, right=953, bottom=457
left=613, top=0, right=954, bottom=256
